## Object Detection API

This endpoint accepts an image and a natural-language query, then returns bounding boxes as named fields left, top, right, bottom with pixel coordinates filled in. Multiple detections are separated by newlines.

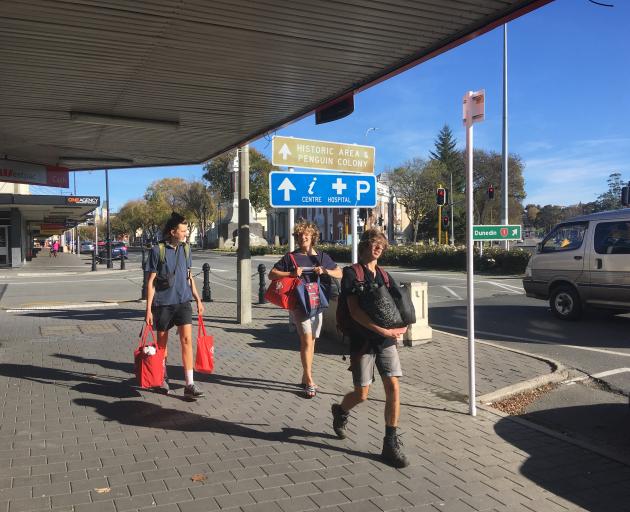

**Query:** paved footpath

left=1, top=262, right=630, bottom=511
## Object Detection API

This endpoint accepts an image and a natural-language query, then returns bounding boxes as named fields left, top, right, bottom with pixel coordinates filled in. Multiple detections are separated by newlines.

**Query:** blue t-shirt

left=147, top=243, right=193, bottom=306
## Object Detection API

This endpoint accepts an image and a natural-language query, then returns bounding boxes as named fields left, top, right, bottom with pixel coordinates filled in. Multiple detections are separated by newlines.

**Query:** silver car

left=523, top=209, right=630, bottom=320
left=80, top=241, right=95, bottom=253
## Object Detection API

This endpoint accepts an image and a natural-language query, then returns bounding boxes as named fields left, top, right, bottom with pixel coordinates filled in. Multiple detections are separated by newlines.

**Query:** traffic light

left=442, top=215, right=449, bottom=228
left=436, top=187, right=446, bottom=206
left=359, top=208, right=367, bottom=221
left=488, top=184, right=495, bottom=200
left=622, top=184, right=630, bottom=207
left=378, top=215, right=384, bottom=226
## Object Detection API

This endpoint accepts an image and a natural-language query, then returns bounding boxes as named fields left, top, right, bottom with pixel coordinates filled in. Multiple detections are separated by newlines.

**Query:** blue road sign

left=269, top=172, right=377, bottom=208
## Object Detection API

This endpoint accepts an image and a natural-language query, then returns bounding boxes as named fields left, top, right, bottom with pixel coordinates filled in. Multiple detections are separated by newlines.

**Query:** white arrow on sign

left=278, top=177, right=296, bottom=201
left=279, top=144, right=292, bottom=161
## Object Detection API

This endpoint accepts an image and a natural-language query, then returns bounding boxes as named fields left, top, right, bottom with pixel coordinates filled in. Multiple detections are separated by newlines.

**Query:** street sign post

left=463, top=89, right=485, bottom=417
left=269, top=172, right=376, bottom=208
left=473, top=225, right=521, bottom=241
left=272, top=136, right=375, bottom=173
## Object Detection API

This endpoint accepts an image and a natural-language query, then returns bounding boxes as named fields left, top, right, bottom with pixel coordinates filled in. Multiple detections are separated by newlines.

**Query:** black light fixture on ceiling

left=70, top=112, right=180, bottom=131
left=315, top=94, right=354, bottom=125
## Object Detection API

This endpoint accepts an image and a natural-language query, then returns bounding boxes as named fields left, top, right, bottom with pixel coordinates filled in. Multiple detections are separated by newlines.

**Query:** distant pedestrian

left=145, top=212, right=205, bottom=399
left=52, top=240, right=59, bottom=257
left=331, top=228, right=409, bottom=468
left=268, top=220, right=342, bottom=399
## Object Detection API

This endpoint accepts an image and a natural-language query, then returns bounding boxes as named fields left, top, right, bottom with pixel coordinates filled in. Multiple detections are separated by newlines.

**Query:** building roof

left=1, top=1, right=550, bottom=171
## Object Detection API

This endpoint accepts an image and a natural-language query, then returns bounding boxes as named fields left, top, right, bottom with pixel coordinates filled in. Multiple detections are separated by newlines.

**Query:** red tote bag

left=264, top=253, right=300, bottom=310
left=134, top=325, right=165, bottom=388
left=194, top=316, right=215, bottom=374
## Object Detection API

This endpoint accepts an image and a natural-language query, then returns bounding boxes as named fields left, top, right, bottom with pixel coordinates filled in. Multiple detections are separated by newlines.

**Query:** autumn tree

left=389, top=158, right=446, bottom=241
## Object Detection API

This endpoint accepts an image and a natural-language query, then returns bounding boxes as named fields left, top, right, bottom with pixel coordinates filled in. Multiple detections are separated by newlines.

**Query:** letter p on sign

left=356, top=180, right=370, bottom=200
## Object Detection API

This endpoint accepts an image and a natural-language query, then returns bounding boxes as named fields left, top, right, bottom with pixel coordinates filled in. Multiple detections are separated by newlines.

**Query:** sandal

left=303, top=385, right=317, bottom=399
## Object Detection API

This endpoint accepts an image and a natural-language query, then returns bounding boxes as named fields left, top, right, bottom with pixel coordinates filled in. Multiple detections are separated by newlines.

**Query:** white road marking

left=441, top=286, right=462, bottom=300
left=2, top=277, right=143, bottom=285
left=563, top=367, right=630, bottom=384
left=6, top=302, right=119, bottom=312
left=393, top=271, right=466, bottom=281
left=431, top=324, right=630, bottom=357
left=191, top=266, right=227, bottom=272
left=485, top=281, right=524, bottom=294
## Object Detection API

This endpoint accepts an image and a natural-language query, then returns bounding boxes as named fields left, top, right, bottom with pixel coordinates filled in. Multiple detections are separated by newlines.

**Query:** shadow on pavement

left=0, top=363, right=141, bottom=399
left=17, top=307, right=144, bottom=322
left=430, top=303, right=630, bottom=349
left=75, top=398, right=382, bottom=463
left=495, top=406, right=630, bottom=511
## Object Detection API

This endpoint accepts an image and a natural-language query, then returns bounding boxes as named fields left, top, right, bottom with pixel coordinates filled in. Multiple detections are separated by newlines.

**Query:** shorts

left=351, top=344, right=402, bottom=387
left=152, top=302, right=192, bottom=332
left=289, top=309, right=323, bottom=338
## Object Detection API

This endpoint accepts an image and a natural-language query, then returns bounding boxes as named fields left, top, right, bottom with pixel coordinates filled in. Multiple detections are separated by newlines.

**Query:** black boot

left=331, top=404, right=349, bottom=439
left=381, top=434, right=409, bottom=468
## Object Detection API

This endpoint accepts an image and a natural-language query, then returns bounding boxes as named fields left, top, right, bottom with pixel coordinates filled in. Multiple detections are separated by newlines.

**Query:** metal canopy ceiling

left=0, top=0, right=550, bottom=171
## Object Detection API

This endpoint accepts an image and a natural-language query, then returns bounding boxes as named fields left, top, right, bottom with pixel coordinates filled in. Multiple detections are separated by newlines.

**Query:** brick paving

left=0, top=277, right=629, bottom=510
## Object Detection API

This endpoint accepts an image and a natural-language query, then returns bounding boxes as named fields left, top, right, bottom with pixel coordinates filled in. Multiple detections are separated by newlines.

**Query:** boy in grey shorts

left=331, top=228, right=409, bottom=468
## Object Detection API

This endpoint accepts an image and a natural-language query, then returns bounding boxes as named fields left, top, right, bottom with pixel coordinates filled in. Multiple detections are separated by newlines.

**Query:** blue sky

left=36, top=0, right=629, bottom=211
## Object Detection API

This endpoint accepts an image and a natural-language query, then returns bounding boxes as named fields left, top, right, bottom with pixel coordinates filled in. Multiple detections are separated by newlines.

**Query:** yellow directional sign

left=272, top=136, right=375, bottom=173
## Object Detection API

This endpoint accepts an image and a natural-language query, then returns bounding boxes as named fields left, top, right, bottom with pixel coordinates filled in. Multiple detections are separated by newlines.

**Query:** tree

left=595, top=172, right=624, bottom=211
left=180, top=181, right=214, bottom=247
left=113, top=200, right=149, bottom=242
left=430, top=124, right=464, bottom=193
left=202, top=148, right=278, bottom=213
left=389, top=158, right=446, bottom=241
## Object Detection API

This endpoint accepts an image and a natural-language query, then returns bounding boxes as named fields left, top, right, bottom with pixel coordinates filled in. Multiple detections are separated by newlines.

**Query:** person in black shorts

left=145, top=212, right=205, bottom=399
left=331, top=228, right=409, bottom=468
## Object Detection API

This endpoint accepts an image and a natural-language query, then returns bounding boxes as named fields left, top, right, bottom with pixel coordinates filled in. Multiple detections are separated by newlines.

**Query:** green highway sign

left=473, top=225, right=522, bottom=241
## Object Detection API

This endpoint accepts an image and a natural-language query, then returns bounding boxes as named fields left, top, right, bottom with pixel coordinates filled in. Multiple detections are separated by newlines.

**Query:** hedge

left=246, top=243, right=530, bottom=274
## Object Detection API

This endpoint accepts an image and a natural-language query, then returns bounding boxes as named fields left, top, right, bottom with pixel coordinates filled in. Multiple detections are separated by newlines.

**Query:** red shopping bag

left=134, top=325, right=164, bottom=388
left=194, top=316, right=214, bottom=374
left=264, top=253, right=300, bottom=309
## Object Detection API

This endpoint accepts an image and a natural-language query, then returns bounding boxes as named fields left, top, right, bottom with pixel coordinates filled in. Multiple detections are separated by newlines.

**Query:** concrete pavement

left=0, top=257, right=629, bottom=511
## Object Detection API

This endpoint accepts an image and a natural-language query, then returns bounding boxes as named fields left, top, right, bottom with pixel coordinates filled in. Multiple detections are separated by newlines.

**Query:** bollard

left=91, top=250, right=97, bottom=271
left=258, top=264, right=267, bottom=304
left=202, top=263, right=213, bottom=302
left=120, top=254, right=126, bottom=270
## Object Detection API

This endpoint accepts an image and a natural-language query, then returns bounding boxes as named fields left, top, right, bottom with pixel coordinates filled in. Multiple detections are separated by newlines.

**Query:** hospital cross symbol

left=331, top=178, right=347, bottom=195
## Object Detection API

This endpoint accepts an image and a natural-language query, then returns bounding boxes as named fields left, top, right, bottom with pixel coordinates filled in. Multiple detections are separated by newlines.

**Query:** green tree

left=113, top=200, right=148, bottom=242
left=180, top=181, right=214, bottom=246
left=389, top=158, right=446, bottom=241
left=202, top=148, right=278, bottom=212
left=595, top=172, right=624, bottom=211
left=430, top=124, right=464, bottom=193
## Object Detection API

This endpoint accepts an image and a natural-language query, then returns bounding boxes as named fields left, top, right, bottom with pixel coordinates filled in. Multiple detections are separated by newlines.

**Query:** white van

left=523, top=208, right=630, bottom=320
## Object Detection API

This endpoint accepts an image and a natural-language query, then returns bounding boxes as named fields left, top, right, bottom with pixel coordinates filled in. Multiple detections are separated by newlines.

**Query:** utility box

left=400, top=281, right=432, bottom=346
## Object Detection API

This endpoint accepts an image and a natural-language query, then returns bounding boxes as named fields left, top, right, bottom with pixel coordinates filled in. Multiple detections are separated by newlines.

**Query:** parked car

left=98, top=241, right=128, bottom=260
left=523, top=208, right=630, bottom=320
left=80, top=241, right=94, bottom=253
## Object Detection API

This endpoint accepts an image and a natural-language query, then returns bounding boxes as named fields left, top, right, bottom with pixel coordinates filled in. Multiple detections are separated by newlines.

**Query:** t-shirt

left=273, top=250, right=338, bottom=283
left=147, top=243, right=193, bottom=306
left=341, top=264, right=396, bottom=354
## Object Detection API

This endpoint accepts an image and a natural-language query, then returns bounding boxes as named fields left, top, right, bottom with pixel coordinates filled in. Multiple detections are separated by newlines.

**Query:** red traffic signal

left=487, top=184, right=495, bottom=200
left=442, top=215, right=449, bottom=228
left=436, top=187, right=447, bottom=206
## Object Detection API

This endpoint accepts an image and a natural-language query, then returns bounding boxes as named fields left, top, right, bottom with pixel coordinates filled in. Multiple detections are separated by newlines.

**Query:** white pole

left=465, top=95, right=477, bottom=417
left=288, top=167, right=295, bottom=252
left=502, top=24, right=509, bottom=250
left=450, top=172, right=455, bottom=245
left=351, top=209, right=358, bottom=263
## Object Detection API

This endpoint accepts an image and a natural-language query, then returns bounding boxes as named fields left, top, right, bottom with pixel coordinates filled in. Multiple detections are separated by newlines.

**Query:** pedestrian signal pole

left=463, top=89, right=485, bottom=417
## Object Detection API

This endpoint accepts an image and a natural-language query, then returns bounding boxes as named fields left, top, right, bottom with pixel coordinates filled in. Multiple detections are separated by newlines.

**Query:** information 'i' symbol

left=308, top=177, right=317, bottom=195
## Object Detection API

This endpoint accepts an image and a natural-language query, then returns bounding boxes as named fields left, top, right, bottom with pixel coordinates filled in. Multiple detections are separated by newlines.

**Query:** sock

left=385, top=425, right=397, bottom=439
left=185, top=370, right=194, bottom=386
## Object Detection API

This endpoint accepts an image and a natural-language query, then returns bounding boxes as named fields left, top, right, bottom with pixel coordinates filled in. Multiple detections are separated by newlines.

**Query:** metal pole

left=288, top=167, right=295, bottom=252
left=105, top=169, right=112, bottom=268
left=74, top=172, right=79, bottom=254
left=351, top=208, right=358, bottom=263
left=450, top=172, right=455, bottom=245
left=92, top=218, right=98, bottom=271
left=237, top=145, right=252, bottom=324
left=502, top=24, right=509, bottom=250
left=257, top=264, right=267, bottom=304
left=202, top=263, right=212, bottom=302
left=465, top=93, right=477, bottom=417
